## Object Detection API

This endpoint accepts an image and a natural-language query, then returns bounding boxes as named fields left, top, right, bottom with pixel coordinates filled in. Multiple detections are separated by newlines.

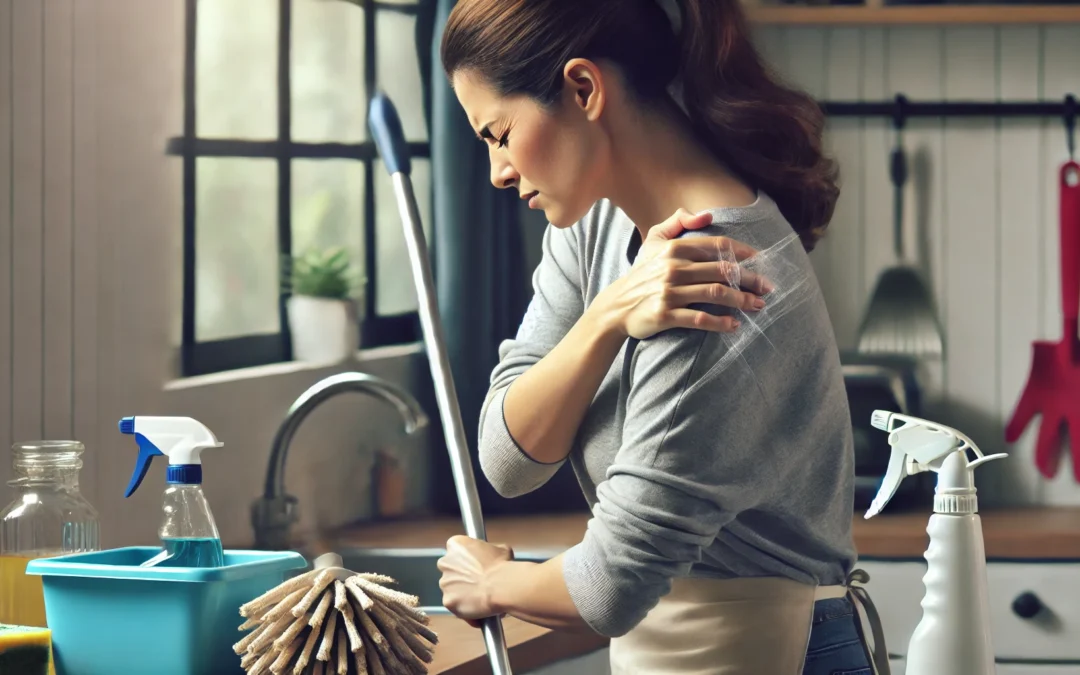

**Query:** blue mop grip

left=368, top=91, right=411, bottom=177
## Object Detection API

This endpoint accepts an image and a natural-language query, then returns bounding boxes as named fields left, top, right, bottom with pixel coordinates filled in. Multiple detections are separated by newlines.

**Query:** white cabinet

left=861, top=559, right=1080, bottom=674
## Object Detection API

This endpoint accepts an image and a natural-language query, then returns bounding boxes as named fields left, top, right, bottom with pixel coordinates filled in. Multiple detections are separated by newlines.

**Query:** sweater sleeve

left=478, top=223, right=585, bottom=498
left=560, top=226, right=804, bottom=638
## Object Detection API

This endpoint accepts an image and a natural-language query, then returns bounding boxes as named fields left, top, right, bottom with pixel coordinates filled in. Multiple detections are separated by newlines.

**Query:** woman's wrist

left=585, top=282, right=630, bottom=343
left=483, top=556, right=587, bottom=631
left=485, top=559, right=527, bottom=616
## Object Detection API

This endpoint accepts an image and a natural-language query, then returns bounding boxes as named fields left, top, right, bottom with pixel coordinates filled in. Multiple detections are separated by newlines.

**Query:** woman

left=435, top=0, right=887, bottom=673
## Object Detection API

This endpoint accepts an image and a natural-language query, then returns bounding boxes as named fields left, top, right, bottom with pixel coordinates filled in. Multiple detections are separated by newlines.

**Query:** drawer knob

left=1011, top=591, right=1043, bottom=619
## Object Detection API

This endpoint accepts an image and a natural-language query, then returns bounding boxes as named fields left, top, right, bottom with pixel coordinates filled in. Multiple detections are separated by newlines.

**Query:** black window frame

left=171, top=0, right=430, bottom=377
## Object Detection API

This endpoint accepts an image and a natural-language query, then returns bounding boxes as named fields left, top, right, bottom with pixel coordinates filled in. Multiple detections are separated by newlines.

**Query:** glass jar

left=0, top=441, right=100, bottom=626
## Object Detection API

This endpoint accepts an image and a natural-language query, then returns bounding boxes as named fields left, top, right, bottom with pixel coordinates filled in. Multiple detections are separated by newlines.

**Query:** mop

left=234, top=553, right=438, bottom=675
left=369, top=92, right=514, bottom=675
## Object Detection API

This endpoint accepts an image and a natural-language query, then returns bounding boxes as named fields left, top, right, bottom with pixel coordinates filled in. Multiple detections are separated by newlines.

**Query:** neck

left=601, top=101, right=755, bottom=237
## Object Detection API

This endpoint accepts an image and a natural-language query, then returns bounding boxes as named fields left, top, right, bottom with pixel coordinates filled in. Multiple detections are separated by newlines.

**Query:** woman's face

left=451, top=68, right=607, bottom=228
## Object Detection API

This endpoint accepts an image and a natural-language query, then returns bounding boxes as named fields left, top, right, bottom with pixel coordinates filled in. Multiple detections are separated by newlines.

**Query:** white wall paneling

left=42, top=0, right=75, bottom=442
left=752, top=24, right=1080, bottom=506
left=997, top=27, right=1044, bottom=505
left=11, top=0, right=45, bottom=444
left=820, top=27, right=865, bottom=352
left=0, top=0, right=13, bottom=491
left=942, top=26, right=1001, bottom=499
left=72, top=0, right=101, bottom=510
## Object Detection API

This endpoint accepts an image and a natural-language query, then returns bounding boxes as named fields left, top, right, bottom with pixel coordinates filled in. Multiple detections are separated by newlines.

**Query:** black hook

left=1066, top=94, right=1077, bottom=160
left=892, top=93, right=908, bottom=132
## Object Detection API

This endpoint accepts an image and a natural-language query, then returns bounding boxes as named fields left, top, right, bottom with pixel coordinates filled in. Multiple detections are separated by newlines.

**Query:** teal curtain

left=424, top=0, right=533, bottom=514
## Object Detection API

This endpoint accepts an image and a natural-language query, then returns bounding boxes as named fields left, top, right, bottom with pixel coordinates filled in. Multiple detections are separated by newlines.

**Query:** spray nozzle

left=119, top=416, right=223, bottom=498
left=865, top=410, right=1007, bottom=519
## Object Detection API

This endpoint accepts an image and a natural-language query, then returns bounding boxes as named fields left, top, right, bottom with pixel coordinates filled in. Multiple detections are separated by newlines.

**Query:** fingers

left=669, top=261, right=773, bottom=295
left=1004, top=384, right=1041, bottom=442
left=665, top=283, right=765, bottom=313
left=663, top=309, right=741, bottom=333
left=648, top=209, right=713, bottom=242
left=1034, top=413, right=1063, bottom=480
left=661, top=236, right=760, bottom=264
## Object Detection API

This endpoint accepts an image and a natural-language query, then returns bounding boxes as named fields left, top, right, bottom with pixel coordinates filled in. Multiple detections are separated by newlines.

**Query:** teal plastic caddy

left=26, top=547, right=307, bottom=675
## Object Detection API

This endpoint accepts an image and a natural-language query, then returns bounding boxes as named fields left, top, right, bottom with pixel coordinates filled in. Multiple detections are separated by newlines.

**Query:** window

left=171, top=0, right=434, bottom=376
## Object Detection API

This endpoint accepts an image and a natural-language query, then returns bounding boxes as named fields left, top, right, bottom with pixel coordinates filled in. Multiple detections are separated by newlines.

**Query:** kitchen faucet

left=251, top=371, right=429, bottom=550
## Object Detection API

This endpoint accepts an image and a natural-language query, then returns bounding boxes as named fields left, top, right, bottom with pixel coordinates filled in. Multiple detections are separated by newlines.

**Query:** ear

left=562, top=58, right=605, bottom=122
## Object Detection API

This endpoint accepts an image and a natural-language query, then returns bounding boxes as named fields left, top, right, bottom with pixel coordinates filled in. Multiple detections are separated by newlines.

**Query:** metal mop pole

left=369, top=91, right=514, bottom=675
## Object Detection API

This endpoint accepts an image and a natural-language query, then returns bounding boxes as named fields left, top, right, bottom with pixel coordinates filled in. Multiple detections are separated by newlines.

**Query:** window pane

left=374, top=158, right=432, bottom=316
left=196, top=159, right=280, bottom=341
left=291, top=160, right=366, bottom=301
left=196, top=1, right=278, bottom=139
left=292, top=0, right=366, bottom=143
left=376, top=10, right=427, bottom=141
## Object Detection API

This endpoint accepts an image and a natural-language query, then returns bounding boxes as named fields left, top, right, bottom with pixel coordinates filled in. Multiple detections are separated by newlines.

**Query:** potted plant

left=283, top=246, right=365, bottom=364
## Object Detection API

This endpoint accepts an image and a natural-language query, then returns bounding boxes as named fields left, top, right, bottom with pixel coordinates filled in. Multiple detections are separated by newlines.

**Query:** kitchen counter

left=332, top=507, right=1080, bottom=673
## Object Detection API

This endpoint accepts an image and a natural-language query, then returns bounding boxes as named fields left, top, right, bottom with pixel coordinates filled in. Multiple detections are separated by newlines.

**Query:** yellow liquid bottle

left=0, top=551, right=57, bottom=627
left=1, top=441, right=99, bottom=628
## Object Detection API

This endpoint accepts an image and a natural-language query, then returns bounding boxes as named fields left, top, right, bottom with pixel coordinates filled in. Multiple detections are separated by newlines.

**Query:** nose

left=489, top=151, right=518, bottom=190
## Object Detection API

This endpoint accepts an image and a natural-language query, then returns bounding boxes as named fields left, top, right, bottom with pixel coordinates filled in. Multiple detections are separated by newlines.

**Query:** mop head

left=234, top=553, right=439, bottom=675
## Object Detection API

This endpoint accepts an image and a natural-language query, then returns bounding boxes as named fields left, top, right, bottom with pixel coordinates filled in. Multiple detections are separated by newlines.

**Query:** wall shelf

left=746, top=5, right=1080, bottom=25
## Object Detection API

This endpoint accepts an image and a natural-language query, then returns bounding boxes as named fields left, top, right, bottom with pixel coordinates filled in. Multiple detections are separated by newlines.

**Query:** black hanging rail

left=820, top=93, right=1078, bottom=157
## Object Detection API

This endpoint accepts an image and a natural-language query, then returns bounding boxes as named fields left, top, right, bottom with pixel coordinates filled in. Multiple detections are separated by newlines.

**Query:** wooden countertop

left=332, top=507, right=1080, bottom=673
left=425, top=616, right=605, bottom=675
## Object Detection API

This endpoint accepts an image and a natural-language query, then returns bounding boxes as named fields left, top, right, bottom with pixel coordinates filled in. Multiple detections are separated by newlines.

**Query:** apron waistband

left=843, top=568, right=892, bottom=675
left=814, top=584, right=847, bottom=600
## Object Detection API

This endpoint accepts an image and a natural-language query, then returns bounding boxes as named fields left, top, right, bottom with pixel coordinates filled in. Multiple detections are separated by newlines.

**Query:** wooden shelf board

left=747, top=5, right=1080, bottom=25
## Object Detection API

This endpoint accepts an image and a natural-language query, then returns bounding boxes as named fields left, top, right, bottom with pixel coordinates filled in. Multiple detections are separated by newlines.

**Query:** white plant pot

left=287, top=295, right=360, bottom=364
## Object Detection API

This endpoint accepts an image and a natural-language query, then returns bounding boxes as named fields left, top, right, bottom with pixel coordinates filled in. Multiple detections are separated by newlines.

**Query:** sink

left=287, top=547, right=555, bottom=614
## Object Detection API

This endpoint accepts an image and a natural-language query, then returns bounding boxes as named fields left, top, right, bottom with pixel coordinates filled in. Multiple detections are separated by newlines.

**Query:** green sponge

left=0, top=623, right=54, bottom=675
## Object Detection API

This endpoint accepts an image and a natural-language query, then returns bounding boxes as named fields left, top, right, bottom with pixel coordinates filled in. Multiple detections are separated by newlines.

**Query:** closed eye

left=478, top=125, right=509, bottom=149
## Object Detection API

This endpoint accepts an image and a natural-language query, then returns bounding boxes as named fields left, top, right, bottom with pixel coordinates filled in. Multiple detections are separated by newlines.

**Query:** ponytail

left=675, top=0, right=839, bottom=251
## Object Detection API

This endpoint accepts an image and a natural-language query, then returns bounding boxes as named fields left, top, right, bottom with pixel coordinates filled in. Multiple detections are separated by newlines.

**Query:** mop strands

left=234, top=553, right=439, bottom=675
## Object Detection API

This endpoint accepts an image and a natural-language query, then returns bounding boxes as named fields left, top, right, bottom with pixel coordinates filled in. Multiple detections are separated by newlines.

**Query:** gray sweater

left=478, top=192, right=858, bottom=638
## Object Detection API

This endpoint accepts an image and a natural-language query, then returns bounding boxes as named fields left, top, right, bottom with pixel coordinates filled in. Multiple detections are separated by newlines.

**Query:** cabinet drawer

left=857, top=560, right=1080, bottom=662
left=986, top=562, right=1080, bottom=661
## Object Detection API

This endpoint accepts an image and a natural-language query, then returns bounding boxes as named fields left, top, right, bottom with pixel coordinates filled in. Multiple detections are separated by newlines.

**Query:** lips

left=522, top=191, right=540, bottom=208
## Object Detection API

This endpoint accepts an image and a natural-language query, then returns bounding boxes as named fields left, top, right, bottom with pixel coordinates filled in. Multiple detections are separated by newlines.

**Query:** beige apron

left=608, top=570, right=890, bottom=675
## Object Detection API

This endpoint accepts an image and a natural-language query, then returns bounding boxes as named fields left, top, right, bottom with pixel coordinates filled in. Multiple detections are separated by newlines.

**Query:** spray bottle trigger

left=865, top=446, right=909, bottom=519
left=125, top=433, right=164, bottom=498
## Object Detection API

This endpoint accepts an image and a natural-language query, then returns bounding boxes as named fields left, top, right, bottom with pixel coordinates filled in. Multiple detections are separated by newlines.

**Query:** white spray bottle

left=120, top=415, right=226, bottom=568
left=864, top=410, right=1007, bottom=675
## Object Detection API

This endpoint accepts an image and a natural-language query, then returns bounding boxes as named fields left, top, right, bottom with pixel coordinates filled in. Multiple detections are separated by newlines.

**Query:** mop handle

left=369, top=91, right=515, bottom=675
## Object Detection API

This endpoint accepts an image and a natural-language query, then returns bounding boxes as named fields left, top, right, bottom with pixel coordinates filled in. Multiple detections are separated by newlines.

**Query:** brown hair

left=441, top=0, right=839, bottom=251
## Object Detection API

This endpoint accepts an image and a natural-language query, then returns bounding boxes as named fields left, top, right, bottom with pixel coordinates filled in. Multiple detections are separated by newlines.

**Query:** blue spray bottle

left=120, top=416, right=225, bottom=568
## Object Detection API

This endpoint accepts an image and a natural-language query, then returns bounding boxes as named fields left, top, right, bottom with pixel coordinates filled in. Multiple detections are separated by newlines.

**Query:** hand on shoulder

left=595, top=209, right=774, bottom=341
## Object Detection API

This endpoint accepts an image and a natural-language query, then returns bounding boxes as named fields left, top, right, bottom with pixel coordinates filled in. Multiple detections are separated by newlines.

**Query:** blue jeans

left=802, top=597, right=874, bottom=675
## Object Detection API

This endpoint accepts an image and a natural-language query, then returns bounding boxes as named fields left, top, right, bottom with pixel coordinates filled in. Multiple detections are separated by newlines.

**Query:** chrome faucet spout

left=251, top=371, right=428, bottom=550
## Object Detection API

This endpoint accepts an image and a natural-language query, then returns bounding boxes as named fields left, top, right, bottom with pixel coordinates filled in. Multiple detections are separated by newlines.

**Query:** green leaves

left=282, top=246, right=364, bottom=300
